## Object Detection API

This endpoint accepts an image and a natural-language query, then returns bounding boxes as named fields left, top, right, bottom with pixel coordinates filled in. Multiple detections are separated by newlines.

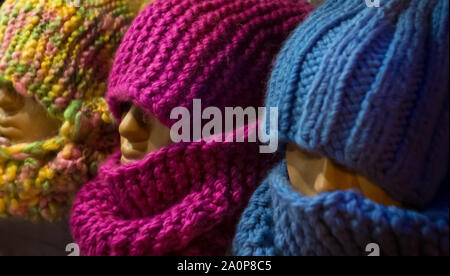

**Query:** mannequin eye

left=133, top=106, right=150, bottom=126
left=120, top=102, right=132, bottom=120
left=0, top=85, right=24, bottom=114
left=330, top=160, right=356, bottom=174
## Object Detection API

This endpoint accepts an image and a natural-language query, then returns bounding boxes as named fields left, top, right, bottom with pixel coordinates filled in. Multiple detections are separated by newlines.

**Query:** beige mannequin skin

left=0, top=81, right=61, bottom=145
left=286, top=142, right=402, bottom=208
left=119, top=105, right=172, bottom=164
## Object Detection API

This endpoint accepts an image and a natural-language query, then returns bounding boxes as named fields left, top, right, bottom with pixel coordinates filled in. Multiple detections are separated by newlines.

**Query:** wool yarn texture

left=70, top=0, right=312, bottom=256
left=265, top=0, right=449, bottom=208
left=233, top=0, right=449, bottom=256
left=0, top=0, right=134, bottom=222
left=233, top=161, right=449, bottom=256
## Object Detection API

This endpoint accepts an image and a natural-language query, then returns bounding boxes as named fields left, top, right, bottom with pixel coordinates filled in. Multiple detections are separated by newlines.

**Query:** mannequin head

left=107, top=0, right=312, bottom=166
left=0, top=0, right=134, bottom=221
left=119, top=105, right=171, bottom=163
left=0, top=80, right=60, bottom=145
left=70, top=0, right=313, bottom=256
left=263, top=0, right=448, bottom=209
left=127, top=0, right=155, bottom=15
left=286, top=142, right=402, bottom=207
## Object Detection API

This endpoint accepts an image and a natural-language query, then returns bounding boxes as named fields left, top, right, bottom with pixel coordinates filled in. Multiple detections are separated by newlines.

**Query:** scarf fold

left=0, top=130, right=116, bottom=221
left=71, top=137, right=278, bottom=256
left=233, top=160, right=449, bottom=256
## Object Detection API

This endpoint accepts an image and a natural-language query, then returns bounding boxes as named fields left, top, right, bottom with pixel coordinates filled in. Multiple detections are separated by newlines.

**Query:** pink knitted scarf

left=71, top=136, right=278, bottom=255
left=70, top=0, right=312, bottom=256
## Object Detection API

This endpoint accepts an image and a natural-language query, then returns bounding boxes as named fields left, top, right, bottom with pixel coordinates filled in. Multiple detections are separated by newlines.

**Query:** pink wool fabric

left=107, top=0, right=312, bottom=126
left=70, top=0, right=312, bottom=255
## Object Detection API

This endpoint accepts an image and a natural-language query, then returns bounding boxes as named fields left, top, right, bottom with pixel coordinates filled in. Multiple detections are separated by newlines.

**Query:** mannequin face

left=286, top=142, right=402, bottom=207
left=0, top=81, right=61, bottom=145
left=119, top=105, right=172, bottom=164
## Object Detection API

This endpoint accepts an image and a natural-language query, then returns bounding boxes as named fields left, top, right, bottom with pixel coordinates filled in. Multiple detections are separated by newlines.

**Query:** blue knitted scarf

left=233, top=160, right=449, bottom=256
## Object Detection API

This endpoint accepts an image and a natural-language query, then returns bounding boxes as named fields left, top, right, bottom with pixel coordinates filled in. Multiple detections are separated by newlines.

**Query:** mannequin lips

left=0, top=113, right=30, bottom=144
left=120, top=138, right=148, bottom=163
left=0, top=126, right=21, bottom=140
left=0, top=115, right=21, bottom=142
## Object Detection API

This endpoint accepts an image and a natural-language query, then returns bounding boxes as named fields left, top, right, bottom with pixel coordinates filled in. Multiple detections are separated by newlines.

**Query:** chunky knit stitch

left=265, top=0, right=449, bottom=207
left=0, top=0, right=134, bottom=221
left=72, top=137, right=281, bottom=256
left=233, top=160, right=449, bottom=256
left=0, top=0, right=133, bottom=119
left=107, top=0, right=312, bottom=126
left=71, top=0, right=312, bottom=255
left=233, top=0, right=449, bottom=256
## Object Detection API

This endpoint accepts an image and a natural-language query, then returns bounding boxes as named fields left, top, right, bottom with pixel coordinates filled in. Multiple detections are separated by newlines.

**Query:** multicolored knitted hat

left=0, top=0, right=134, bottom=221
left=71, top=0, right=312, bottom=255
left=0, top=0, right=133, bottom=118
left=265, top=0, right=449, bottom=208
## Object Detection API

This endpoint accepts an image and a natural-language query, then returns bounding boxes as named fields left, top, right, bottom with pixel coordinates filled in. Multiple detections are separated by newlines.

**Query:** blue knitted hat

left=266, top=0, right=449, bottom=207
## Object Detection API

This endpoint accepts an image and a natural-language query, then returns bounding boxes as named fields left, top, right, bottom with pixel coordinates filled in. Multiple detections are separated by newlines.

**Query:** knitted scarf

left=0, top=107, right=117, bottom=221
left=233, top=160, right=449, bottom=256
left=0, top=0, right=133, bottom=221
left=71, top=134, right=279, bottom=256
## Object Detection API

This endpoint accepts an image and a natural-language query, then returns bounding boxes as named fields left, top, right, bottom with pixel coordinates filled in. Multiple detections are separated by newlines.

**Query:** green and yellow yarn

left=0, top=0, right=134, bottom=221
left=0, top=0, right=133, bottom=119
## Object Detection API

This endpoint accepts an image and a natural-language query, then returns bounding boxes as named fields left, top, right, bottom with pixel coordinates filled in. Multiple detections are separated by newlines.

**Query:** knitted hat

left=71, top=0, right=312, bottom=255
left=0, top=0, right=134, bottom=221
left=107, top=0, right=312, bottom=126
left=0, top=0, right=133, bottom=120
left=266, top=0, right=449, bottom=207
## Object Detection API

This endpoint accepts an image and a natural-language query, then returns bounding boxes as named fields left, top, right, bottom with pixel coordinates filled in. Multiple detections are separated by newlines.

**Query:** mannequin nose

left=118, top=106, right=150, bottom=142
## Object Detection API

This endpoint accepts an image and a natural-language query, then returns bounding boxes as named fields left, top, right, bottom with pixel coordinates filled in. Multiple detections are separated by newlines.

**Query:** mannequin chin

left=286, top=142, right=403, bottom=208
left=0, top=82, right=61, bottom=145
left=119, top=105, right=172, bottom=164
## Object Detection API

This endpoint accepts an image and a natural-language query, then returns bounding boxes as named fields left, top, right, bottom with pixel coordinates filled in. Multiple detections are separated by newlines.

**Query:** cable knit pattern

left=233, top=160, right=449, bottom=256
left=0, top=0, right=134, bottom=221
left=107, top=0, right=313, bottom=125
left=265, top=0, right=449, bottom=207
left=71, top=0, right=312, bottom=255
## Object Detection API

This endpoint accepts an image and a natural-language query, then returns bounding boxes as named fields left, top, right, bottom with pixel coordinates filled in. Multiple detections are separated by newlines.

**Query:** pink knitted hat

left=107, top=0, right=312, bottom=126
left=71, top=0, right=312, bottom=255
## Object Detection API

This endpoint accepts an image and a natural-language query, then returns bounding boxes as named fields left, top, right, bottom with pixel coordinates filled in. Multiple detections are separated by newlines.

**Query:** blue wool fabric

left=233, top=0, right=449, bottom=256
left=233, top=160, right=449, bottom=256
left=266, top=0, right=449, bottom=207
